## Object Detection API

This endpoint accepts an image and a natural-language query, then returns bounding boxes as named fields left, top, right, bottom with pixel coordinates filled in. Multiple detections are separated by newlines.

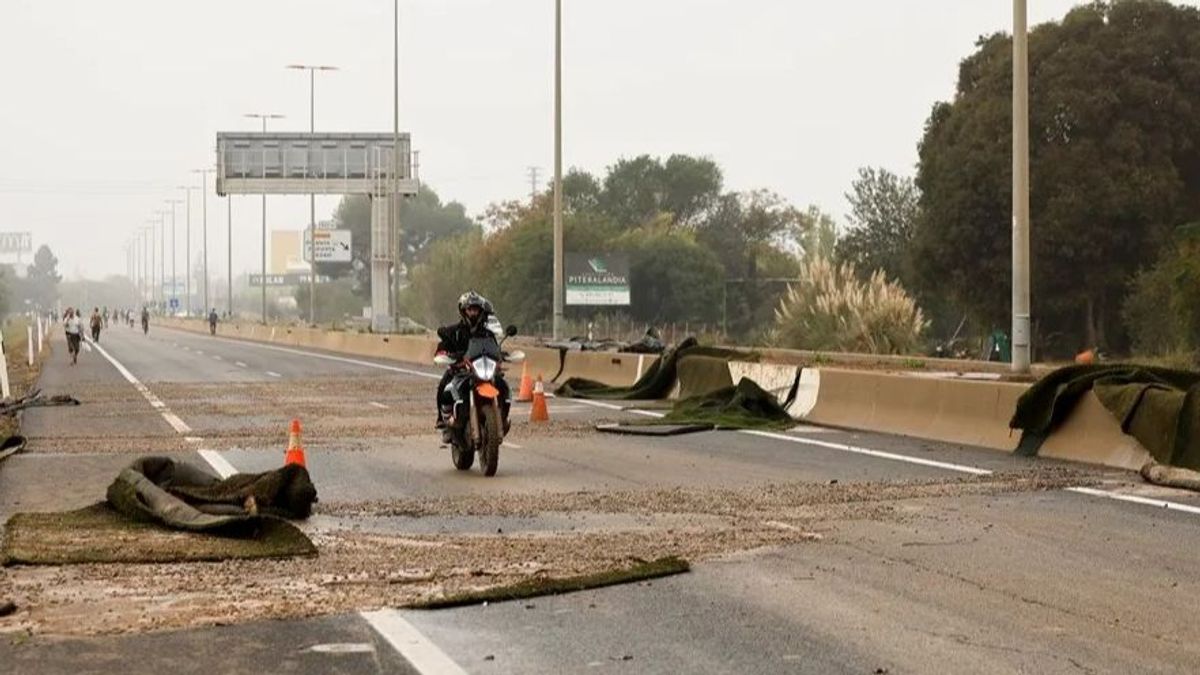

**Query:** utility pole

left=244, top=113, right=286, bottom=324
left=392, top=0, right=401, bottom=332
left=177, top=185, right=195, bottom=316
left=552, top=0, right=564, bottom=340
left=193, top=168, right=214, bottom=316
left=164, top=198, right=183, bottom=313
left=1012, top=0, right=1031, bottom=372
left=286, top=63, right=339, bottom=326
left=528, top=166, right=541, bottom=205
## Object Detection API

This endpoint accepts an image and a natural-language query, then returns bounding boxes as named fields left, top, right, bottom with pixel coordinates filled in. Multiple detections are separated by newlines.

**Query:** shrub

left=772, top=257, right=927, bottom=354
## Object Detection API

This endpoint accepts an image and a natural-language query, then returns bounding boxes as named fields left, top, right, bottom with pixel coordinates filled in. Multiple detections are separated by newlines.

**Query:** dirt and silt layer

left=2, top=372, right=1097, bottom=637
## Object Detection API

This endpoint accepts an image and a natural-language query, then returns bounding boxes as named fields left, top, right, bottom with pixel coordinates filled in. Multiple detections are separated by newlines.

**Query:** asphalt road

left=3, top=323, right=1200, bottom=674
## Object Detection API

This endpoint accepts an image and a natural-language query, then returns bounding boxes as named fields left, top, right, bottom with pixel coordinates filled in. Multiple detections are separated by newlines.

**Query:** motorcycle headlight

left=472, top=356, right=497, bottom=381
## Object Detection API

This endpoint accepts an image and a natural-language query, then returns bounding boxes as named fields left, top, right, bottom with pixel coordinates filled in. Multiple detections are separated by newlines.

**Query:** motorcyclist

left=435, top=291, right=510, bottom=444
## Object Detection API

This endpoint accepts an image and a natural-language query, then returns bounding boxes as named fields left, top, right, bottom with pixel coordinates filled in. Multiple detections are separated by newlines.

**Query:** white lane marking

left=82, top=341, right=93, bottom=353
left=235, top=361, right=248, bottom=368
left=369, top=401, right=389, bottom=409
left=86, top=338, right=192, bottom=435
left=195, top=350, right=204, bottom=355
left=213, top=355, right=223, bottom=361
left=572, top=399, right=669, bottom=420
left=573, top=398, right=993, bottom=475
left=1066, top=487, right=1200, bottom=516
left=742, top=430, right=993, bottom=476
left=503, top=441, right=523, bottom=449
left=266, top=371, right=282, bottom=378
left=308, top=643, right=375, bottom=654
left=360, top=610, right=468, bottom=675
left=198, top=449, right=238, bottom=479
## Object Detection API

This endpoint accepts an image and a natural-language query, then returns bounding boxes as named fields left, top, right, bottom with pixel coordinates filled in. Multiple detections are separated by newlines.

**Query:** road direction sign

left=302, top=229, right=353, bottom=263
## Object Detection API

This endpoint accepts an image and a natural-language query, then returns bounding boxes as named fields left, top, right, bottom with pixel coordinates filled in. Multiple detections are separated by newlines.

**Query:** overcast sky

left=1, top=0, right=1103, bottom=281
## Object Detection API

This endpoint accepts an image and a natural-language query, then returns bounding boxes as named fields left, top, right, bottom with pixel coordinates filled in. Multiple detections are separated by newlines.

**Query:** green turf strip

left=2, top=502, right=316, bottom=565
left=409, top=556, right=690, bottom=610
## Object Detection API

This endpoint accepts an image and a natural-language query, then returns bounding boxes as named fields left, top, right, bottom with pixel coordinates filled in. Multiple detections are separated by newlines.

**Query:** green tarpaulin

left=1010, top=364, right=1200, bottom=470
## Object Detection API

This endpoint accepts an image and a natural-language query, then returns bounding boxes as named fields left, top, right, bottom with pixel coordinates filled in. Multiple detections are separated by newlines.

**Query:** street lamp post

left=287, top=63, right=339, bottom=326
left=393, top=0, right=401, bottom=331
left=164, top=199, right=183, bottom=314
left=142, top=226, right=154, bottom=305
left=193, top=168, right=214, bottom=316
left=176, top=185, right=195, bottom=314
left=552, top=0, right=564, bottom=340
left=227, top=194, right=233, bottom=318
left=1012, top=0, right=1031, bottom=372
left=244, top=113, right=286, bottom=324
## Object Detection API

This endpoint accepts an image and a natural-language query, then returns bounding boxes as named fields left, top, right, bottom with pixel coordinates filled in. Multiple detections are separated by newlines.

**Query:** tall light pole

left=1012, top=0, right=1031, bottom=372
left=193, top=168, right=214, bottom=315
left=142, top=226, right=154, bottom=305
left=176, top=185, right=195, bottom=314
left=392, top=0, right=401, bottom=332
left=552, top=0, right=564, bottom=340
left=244, top=113, right=286, bottom=324
left=287, top=63, right=339, bottom=326
left=164, top=198, right=183, bottom=313
left=227, top=194, right=233, bottom=318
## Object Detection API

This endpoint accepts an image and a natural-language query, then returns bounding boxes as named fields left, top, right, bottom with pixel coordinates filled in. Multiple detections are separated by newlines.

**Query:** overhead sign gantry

left=215, top=132, right=418, bottom=330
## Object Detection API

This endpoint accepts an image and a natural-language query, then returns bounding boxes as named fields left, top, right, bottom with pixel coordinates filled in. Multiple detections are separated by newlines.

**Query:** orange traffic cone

left=284, top=418, right=307, bottom=467
left=529, top=376, right=550, bottom=423
left=516, top=362, right=534, bottom=402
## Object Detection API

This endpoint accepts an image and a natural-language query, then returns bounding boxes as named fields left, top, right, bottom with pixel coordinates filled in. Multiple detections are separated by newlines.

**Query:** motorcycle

left=434, top=325, right=524, bottom=477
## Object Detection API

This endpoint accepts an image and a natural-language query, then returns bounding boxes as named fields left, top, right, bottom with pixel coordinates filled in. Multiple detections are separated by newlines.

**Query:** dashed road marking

left=741, top=429, right=994, bottom=476
left=235, top=361, right=247, bottom=368
left=198, top=449, right=238, bottom=479
left=360, top=610, right=468, bottom=675
left=503, top=441, right=523, bottom=449
left=213, top=355, right=223, bottom=361
left=86, top=337, right=192, bottom=435
left=266, top=371, right=282, bottom=378
left=1066, top=487, right=1200, bottom=516
left=369, top=401, right=389, bottom=409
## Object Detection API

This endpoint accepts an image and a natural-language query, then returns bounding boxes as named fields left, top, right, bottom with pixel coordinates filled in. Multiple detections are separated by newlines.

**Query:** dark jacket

left=436, top=318, right=497, bottom=358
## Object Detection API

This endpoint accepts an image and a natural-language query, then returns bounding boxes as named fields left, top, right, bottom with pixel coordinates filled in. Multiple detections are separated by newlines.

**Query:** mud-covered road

left=3, top=324, right=1200, bottom=674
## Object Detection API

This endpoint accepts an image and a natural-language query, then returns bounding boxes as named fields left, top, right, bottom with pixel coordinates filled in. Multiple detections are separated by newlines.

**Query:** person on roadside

left=63, top=308, right=83, bottom=365
left=208, top=308, right=219, bottom=336
left=140, top=306, right=150, bottom=335
left=89, top=307, right=102, bottom=343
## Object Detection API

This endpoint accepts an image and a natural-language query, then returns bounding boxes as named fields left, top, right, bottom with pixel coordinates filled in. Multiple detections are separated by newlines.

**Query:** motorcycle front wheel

left=478, top=400, right=502, bottom=477
left=450, top=432, right=474, bottom=471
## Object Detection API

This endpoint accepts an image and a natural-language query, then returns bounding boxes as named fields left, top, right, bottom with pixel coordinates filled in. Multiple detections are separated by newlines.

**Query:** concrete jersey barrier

left=157, top=318, right=1153, bottom=472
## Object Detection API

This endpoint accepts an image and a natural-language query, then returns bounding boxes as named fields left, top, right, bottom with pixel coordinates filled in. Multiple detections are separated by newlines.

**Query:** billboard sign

left=565, top=254, right=631, bottom=306
left=302, top=229, right=353, bottom=263
left=249, top=273, right=332, bottom=287
left=0, top=232, right=33, bottom=254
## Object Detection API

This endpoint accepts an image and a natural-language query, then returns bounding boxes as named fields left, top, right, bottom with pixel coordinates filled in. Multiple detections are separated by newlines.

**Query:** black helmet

left=458, top=291, right=490, bottom=326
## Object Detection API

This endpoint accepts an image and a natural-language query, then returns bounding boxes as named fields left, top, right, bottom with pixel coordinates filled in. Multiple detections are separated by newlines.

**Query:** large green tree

left=596, top=154, right=724, bottom=228
left=914, top=1, right=1200, bottom=355
left=25, top=245, right=61, bottom=309
left=837, top=167, right=919, bottom=284
left=331, top=186, right=478, bottom=298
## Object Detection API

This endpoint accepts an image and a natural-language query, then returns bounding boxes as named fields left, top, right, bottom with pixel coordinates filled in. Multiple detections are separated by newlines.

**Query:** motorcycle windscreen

left=476, top=382, right=500, bottom=399
left=465, top=336, right=502, bottom=360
